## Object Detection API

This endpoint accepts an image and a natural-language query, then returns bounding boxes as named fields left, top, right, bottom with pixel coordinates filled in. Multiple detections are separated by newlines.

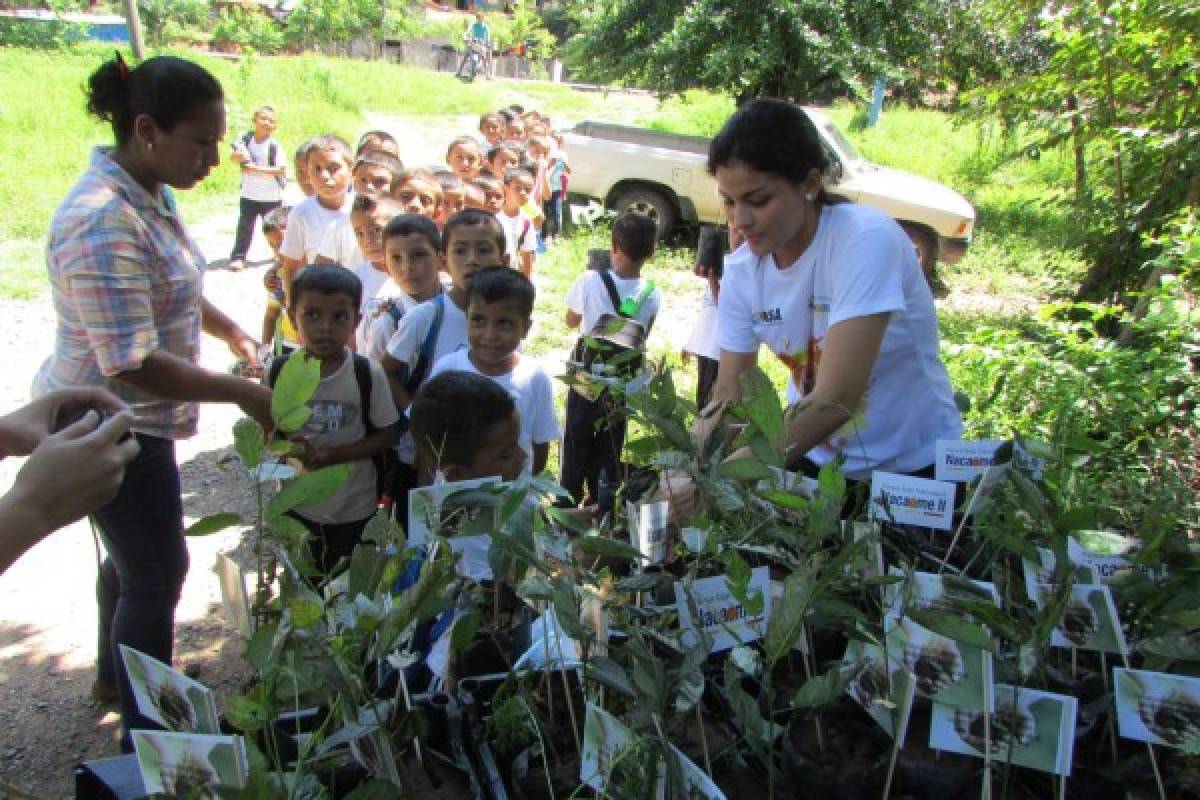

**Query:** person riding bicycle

left=461, top=12, right=492, bottom=79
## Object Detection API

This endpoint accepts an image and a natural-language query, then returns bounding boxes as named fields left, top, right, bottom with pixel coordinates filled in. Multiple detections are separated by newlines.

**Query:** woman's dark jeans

left=93, top=434, right=188, bottom=749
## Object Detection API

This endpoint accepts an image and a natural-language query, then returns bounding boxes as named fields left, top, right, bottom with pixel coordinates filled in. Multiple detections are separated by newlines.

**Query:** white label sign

left=869, top=472, right=956, bottom=531
left=675, top=566, right=771, bottom=653
left=580, top=703, right=634, bottom=791
left=935, top=439, right=1008, bottom=483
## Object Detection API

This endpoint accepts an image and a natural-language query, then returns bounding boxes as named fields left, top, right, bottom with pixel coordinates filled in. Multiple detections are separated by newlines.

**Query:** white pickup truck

left=562, top=107, right=975, bottom=269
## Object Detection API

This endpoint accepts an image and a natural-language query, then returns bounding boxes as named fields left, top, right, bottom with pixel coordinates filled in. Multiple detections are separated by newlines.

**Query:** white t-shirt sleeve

left=565, top=273, right=588, bottom=316
left=716, top=256, right=760, bottom=353
left=528, top=367, right=561, bottom=444
left=279, top=204, right=307, bottom=261
left=366, top=313, right=396, bottom=363
left=428, top=349, right=462, bottom=379
left=518, top=214, right=537, bottom=253
left=827, top=221, right=908, bottom=327
left=366, top=361, right=401, bottom=428
left=386, top=303, right=429, bottom=367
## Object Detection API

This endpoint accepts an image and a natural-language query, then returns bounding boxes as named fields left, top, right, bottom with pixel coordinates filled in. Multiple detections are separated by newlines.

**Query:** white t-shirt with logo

left=566, top=269, right=661, bottom=333
left=429, top=349, right=561, bottom=478
left=292, top=350, right=400, bottom=524
left=279, top=194, right=353, bottom=266
left=717, top=203, right=962, bottom=478
left=352, top=263, right=403, bottom=352
left=236, top=134, right=283, bottom=203
left=496, top=209, right=537, bottom=263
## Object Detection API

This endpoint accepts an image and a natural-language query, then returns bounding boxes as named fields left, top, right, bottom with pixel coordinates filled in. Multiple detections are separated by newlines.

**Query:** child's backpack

left=241, top=132, right=286, bottom=189
left=567, top=271, right=656, bottom=400
left=267, top=353, right=392, bottom=499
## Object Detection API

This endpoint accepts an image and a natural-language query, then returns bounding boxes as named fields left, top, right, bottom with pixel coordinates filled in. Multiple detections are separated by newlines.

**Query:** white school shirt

left=352, top=264, right=404, bottom=352
left=717, top=203, right=962, bottom=479
left=279, top=194, right=353, bottom=265
left=496, top=209, right=537, bottom=262
left=317, top=215, right=364, bottom=270
left=565, top=269, right=662, bottom=333
left=236, top=134, right=283, bottom=203
left=429, top=349, right=561, bottom=478
left=385, top=293, right=469, bottom=371
left=684, top=287, right=720, bottom=360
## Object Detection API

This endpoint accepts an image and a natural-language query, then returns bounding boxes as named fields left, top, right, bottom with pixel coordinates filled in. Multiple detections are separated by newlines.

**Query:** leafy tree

left=136, top=0, right=210, bottom=47
left=284, top=0, right=384, bottom=51
left=968, top=0, right=1199, bottom=298
left=565, top=0, right=971, bottom=103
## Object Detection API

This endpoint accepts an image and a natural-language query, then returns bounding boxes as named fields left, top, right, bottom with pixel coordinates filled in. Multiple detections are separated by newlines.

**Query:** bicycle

left=456, top=37, right=489, bottom=82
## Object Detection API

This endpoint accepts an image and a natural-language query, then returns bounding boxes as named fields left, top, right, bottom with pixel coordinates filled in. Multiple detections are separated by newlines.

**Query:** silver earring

left=805, top=193, right=814, bottom=201
left=146, top=140, right=154, bottom=152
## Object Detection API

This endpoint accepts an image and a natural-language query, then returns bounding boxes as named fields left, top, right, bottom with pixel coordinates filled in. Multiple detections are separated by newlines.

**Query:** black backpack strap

left=352, top=354, right=374, bottom=435
left=266, top=352, right=291, bottom=388
left=267, top=140, right=278, bottom=167
left=598, top=270, right=630, bottom=319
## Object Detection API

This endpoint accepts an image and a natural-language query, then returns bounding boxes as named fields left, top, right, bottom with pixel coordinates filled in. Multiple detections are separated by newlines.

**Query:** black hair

left=351, top=193, right=403, bottom=215
left=442, top=209, right=506, bottom=255
left=707, top=99, right=834, bottom=190
left=486, top=141, right=522, bottom=163
left=86, top=54, right=223, bottom=147
left=355, top=149, right=404, bottom=177
left=294, top=138, right=319, bottom=162
left=479, top=111, right=504, bottom=128
left=503, top=165, right=535, bottom=185
left=612, top=211, right=658, bottom=264
left=498, top=109, right=515, bottom=123
left=446, top=135, right=482, bottom=159
left=261, top=206, right=290, bottom=233
left=506, top=104, right=525, bottom=115
left=473, top=174, right=503, bottom=195
left=355, top=129, right=399, bottom=156
left=411, top=370, right=516, bottom=477
left=382, top=213, right=441, bottom=251
left=308, top=133, right=353, bottom=167
left=433, top=170, right=464, bottom=191
left=466, top=265, right=535, bottom=318
left=289, top=265, right=362, bottom=312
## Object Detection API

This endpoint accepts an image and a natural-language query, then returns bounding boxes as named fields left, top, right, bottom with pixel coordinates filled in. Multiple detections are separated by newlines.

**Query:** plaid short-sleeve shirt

left=34, top=148, right=207, bottom=439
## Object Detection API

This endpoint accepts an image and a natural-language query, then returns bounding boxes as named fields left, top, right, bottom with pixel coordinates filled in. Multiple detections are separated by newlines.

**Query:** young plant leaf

left=184, top=512, right=242, bottom=537
left=576, top=534, right=643, bottom=561
left=719, top=457, right=774, bottom=482
left=793, top=663, right=860, bottom=710
left=765, top=569, right=814, bottom=666
left=267, top=464, right=351, bottom=519
left=451, top=610, right=482, bottom=654
left=271, top=353, right=321, bottom=432
left=907, top=608, right=997, bottom=652
left=586, top=656, right=636, bottom=698
left=233, top=417, right=264, bottom=468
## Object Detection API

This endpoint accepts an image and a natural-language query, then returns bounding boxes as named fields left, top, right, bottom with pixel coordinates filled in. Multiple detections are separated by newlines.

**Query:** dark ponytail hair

left=707, top=99, right=844, bottom=206
left=86, top=54, right=223, bottom=146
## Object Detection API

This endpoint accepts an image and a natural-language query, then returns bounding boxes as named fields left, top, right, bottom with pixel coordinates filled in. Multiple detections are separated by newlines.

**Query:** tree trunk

left=1067, top=94, right=1087, bottom=203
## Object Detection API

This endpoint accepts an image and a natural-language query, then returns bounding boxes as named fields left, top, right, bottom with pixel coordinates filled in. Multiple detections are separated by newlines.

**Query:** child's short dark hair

left=290, top=265, right=362, bottom=312
left=446, top=136, right=481, bottom=159
left=497, top=109, right=515, bottom=124
left=486, top=141, right=521, bottom=164
left=442, top=209, right=506, bottom=255
left=434, top=171, right=465, bottom=193
left=503, top=165, right=535, bottom=185
left=391, top=169, right=444, bottom=205
left=479, top=111, right=504, bottom=130
left=294, top=138, right=318, bottom=162
left=612, top=211, right=658, bottom=263
left=473, top=174, right=503, bottom=195
left=310, top=133, right=353, bottom=165
left=466, top=266, right=535, bottom=318
left=383, top=213, right=441, bottom=252
left=411, top=371, right=516, bottom=476
left=355, top=149, right=404, bottom=177
left=351, top=193, right=403, bottom=216
left=262, top=206, right=290, bottom=233
left=356, top=129, right=399, bottom=157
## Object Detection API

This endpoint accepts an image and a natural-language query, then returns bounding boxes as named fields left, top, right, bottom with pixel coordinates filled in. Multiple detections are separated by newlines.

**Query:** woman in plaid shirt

left=33, top=54, right=272, bottom=747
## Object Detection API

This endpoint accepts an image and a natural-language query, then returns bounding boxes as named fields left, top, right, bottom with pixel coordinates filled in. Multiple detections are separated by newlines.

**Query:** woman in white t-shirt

left=708, top=99, right=961, bottom=482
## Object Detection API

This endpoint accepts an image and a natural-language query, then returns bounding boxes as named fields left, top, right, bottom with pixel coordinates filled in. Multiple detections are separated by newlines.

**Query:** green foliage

left=967, top=0, right=1200, bottom=298
left=137, top=0, right=210, bottom=47
left=284, top=0, right=384, bottom=50
left=0, top=3, right=86, bottom=49
left=211, top=7, right=287, bottom=54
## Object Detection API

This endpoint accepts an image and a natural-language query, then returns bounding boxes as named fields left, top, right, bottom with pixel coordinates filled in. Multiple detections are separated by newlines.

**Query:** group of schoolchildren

left=229, top=104, right=661, bottom=576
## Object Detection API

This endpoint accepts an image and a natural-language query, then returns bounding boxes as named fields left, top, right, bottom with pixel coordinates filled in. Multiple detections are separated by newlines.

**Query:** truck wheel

left=899, top=223, right=945, bottom=296
left=611, top=186, right=678, bottom=241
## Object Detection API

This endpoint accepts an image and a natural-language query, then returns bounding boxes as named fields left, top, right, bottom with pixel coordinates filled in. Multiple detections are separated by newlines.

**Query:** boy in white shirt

left=561, top=212, right=662, bottom=506
left=430, top=267, right=558, bottom=477
left=363, top=214, right=443, bottom=362
left=279, top=134, right=354, bottom=303
left=316, top=149, right=404, bottom=272
left=347, top=195, right=405, bottom=351
left=229, top=105, right=285, bottom=271
left=496, top=166, right=538, bottom=278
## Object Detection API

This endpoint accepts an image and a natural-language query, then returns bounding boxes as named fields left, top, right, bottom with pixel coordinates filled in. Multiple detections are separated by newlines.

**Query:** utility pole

left=121, top=0, right=145, bottom=60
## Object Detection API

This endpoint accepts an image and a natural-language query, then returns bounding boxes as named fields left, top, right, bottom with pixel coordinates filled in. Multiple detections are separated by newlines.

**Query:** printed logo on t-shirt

left=810, top=295, right=831, bottom=314
left=756, top=308, right=783, bottom=325
left=305, top=401, right=359, bottom=435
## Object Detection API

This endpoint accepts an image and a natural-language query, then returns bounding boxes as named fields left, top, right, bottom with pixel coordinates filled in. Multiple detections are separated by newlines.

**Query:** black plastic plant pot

left=424, top=691, right=454, bottom=756
left=460, top=690, right=510, bottom=800
left=461, top=614, right=533, bottom=676
left=74, top=754, right=146, bottom=800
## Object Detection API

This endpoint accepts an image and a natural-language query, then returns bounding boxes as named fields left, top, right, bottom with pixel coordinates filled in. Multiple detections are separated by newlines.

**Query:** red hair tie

left=115, top=51, right=130, bottom=80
